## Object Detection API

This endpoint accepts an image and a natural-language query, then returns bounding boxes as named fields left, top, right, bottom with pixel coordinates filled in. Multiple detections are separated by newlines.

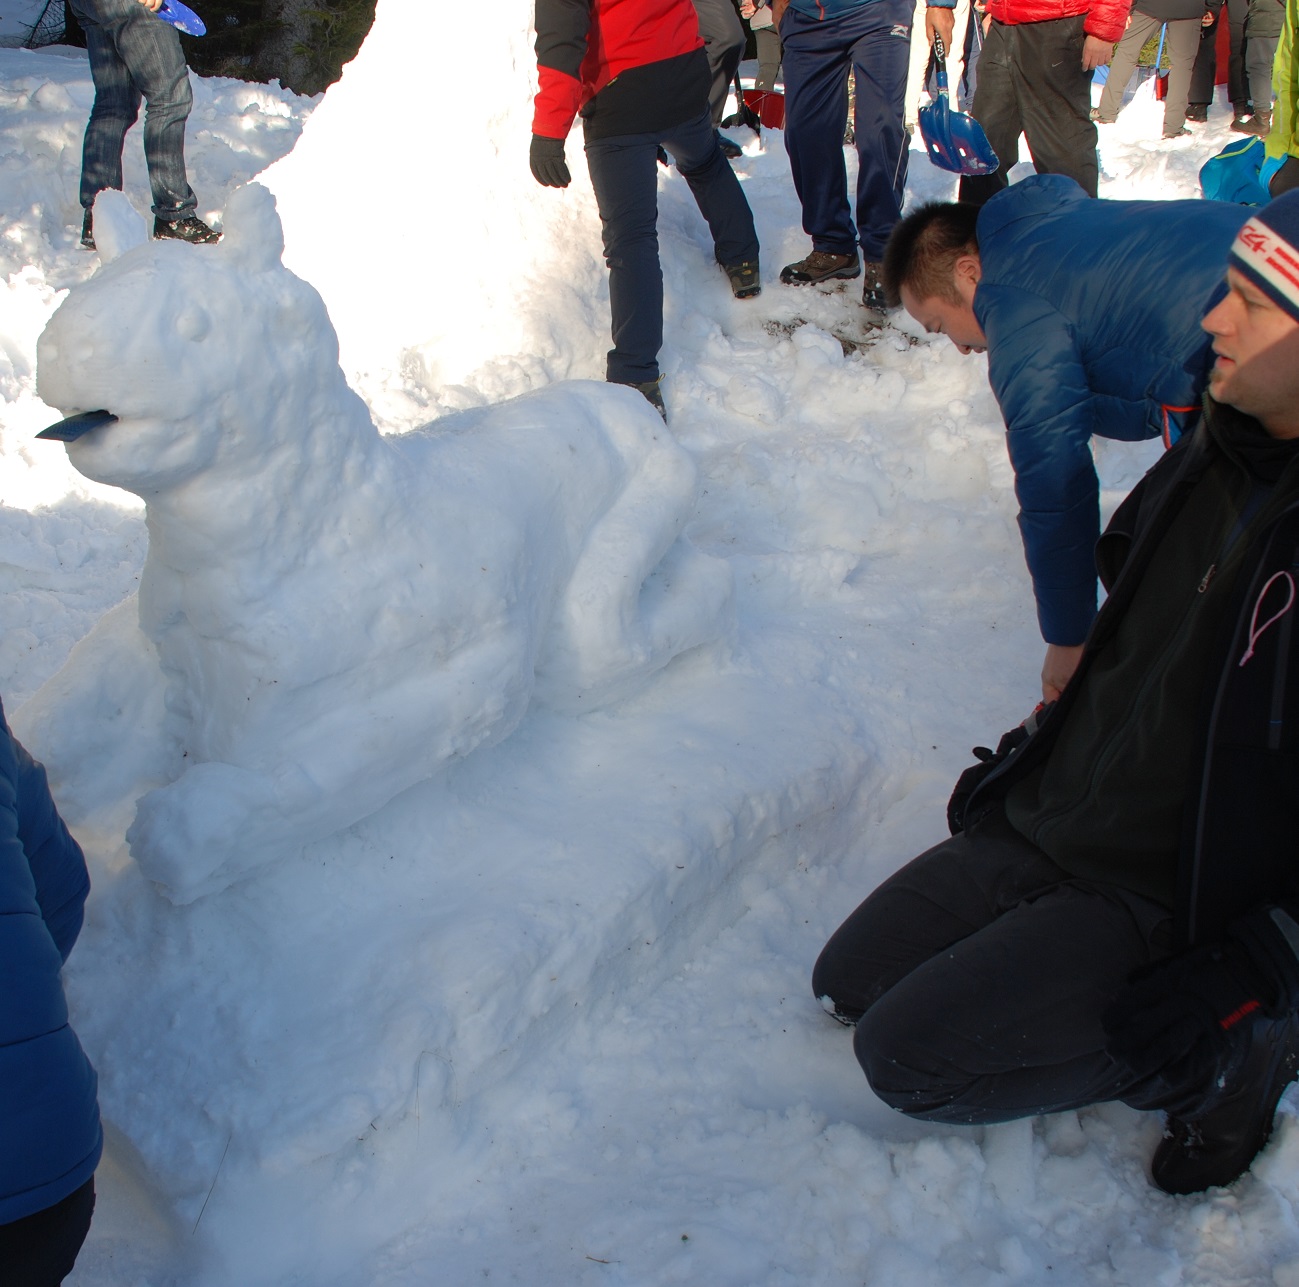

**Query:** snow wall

left=262, top=0, right=610, bottom=415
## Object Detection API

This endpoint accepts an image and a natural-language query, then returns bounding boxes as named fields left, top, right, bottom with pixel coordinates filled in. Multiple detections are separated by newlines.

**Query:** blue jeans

left=69, top=0, right=197, bottom=219
left=780, top=0, right=914, bottom=260
left=584, top=108, right=759, bottom=385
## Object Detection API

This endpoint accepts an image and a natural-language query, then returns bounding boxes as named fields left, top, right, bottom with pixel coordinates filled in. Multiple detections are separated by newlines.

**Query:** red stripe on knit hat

left=1233, top=218, right=1299, bottom=313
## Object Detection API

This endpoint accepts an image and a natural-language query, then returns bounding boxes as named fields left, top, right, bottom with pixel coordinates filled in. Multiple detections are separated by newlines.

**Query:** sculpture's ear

left=93, top=189, right=148, bottom=264
left=217, top=183, right=286, bottom=273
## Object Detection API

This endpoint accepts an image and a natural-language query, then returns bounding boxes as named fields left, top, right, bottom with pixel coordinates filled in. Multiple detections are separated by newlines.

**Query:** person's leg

left=693, top=0, right=747, bottom=127
left=957, top=18, right=1022, bottom=204
left=584, top=132, right=664, bottom=386
left=855, top=872, right=1173, bottom=1122
left=1096, top=13, right=1159, bottom=122
left=847, top=0, right=913, bottom=262
left=949, top=0, right=973, bottom=108
left=107, top=0, right=198, bottom=218
left=781, top=6, right=857, bottom=255
left=0, top=1179, right=96, bottom=1287
left=1015, top=14, right=1099, bottom=195
left=68, top=0, right=139, bottom=210
left=1245, top=31, right=1278, bottom=123
left=815, top=810, right=1083, bottom=1023
left=661, top=107, right=760, bottom=267
left=904, top=3, right=935, bottom=133
left=1227, top=0, right=1251, bottom=112
left=813, top=811, right=1173, bottom=1124
left=755, top=26, right=782, bottom=93
left=1163, top=18, right=1204, bottom=132
left=1187, top=7, right=1219, bottom=116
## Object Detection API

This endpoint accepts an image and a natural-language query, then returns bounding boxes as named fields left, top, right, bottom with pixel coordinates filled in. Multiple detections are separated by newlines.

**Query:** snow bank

left=4, top=23, right=1298, bottom=1287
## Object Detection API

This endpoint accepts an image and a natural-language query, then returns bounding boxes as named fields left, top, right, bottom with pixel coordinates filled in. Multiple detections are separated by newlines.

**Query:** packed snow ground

left=3, top=11, right=1299, bottom=1283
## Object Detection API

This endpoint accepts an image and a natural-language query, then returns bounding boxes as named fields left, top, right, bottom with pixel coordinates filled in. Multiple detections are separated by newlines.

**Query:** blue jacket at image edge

left=973, top=174, right=1250, bottom=646
left=0, top=695, right=101, bottom=1226
left=785, top=0, right=953, bottom=17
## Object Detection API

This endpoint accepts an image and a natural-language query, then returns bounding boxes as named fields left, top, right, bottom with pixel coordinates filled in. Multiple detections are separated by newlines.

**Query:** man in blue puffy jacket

left=0, top=698, right=102, bottom=1285
left=881, top=174, right=1250, bottom=700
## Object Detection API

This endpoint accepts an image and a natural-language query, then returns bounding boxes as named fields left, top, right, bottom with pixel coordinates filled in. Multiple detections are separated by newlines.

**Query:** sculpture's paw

left=128, top=763, right=281, bottom=903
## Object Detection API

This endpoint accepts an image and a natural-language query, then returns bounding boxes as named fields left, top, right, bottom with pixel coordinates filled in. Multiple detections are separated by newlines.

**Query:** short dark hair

left=881, top=202, right=981, bottom=308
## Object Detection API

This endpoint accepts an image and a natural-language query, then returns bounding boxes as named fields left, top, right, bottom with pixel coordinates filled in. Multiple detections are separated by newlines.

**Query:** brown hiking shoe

left=780, top=250, right=860, bottom=285
left=721, top=259, right=761, bottom=299
left=861, top=261, right=887, bottom=312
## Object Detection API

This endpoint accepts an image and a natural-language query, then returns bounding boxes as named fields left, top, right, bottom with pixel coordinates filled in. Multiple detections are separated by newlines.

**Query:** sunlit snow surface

left=2, top=15, right=1296, bottom=1286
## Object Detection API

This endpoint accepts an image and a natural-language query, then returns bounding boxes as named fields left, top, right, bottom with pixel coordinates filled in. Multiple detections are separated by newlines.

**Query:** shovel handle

left=931, top=33, right=951, bottom=96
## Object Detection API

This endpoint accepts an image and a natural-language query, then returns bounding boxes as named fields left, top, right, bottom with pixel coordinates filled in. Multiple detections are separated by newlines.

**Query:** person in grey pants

left=1095, top=0, right=1210, bottom=137
left=692, top=0, right=747, bottom=129
left=69, top=0, right=219, bottom=247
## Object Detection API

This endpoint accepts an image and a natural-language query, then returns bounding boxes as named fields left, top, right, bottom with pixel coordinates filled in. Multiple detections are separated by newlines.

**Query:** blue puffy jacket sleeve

left=0, top=696, right=102, bottom=1226
left=982, top=285, right=1102, bottom=646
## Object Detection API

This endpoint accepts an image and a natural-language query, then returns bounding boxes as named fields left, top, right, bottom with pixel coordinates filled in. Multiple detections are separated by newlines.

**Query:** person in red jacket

left=957, top=0, right=1132, bottom=204
left=531, top=0, right=761, bottom=421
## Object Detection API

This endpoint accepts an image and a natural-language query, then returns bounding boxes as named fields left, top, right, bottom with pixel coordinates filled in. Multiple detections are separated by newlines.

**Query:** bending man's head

left=1204, top=190, right=1299, bottom=439
left=882, top=202, right=987, bottom=354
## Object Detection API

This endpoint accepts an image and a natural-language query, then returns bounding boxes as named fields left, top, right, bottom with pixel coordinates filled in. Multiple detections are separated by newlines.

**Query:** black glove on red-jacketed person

left=530, top=135, right=571, bottom=188
left=1103, top=905, right=1299, bottom=1116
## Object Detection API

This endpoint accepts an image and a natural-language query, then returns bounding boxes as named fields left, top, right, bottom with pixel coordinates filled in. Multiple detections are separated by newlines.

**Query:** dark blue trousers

left=780, top=0, right=914, bottom=261
left=0, top=1179, right=95, bottom=1287
left=585, top=108, right=759, bottom=386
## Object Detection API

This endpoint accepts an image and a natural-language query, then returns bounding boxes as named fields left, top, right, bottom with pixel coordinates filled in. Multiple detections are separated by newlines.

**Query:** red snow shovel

left=917, top=35, right=998, bottom=176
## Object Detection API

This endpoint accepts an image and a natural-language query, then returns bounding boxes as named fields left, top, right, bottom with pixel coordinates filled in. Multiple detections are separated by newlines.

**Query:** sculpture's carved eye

left=176, top=305, right=211, bottom=343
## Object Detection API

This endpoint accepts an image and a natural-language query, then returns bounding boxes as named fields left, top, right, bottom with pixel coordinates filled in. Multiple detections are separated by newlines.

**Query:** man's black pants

left=0, top=1179, right=95, bottom=1287
left=812, top=809, right=1178, bottom=1123
left=957, top=15, right=1099, bottom=206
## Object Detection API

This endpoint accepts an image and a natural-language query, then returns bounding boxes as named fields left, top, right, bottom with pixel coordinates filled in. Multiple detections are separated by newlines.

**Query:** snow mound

left=34, top=183, right=733, bottom=902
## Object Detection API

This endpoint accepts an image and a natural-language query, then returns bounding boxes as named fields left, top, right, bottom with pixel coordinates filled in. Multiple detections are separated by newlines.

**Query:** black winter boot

left=80, top=208, right=95, bottom=250
left=1151, top=1010, right=1299, bottom=1195
left=153, top=214, right=221, bottom=244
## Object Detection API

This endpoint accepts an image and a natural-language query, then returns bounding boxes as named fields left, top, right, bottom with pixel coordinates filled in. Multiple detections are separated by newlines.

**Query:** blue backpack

left=1199, top=136, right=1272, bottom=205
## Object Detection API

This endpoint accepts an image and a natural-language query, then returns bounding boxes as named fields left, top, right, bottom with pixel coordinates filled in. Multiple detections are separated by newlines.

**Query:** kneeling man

left=819, top=192, right=1299, bottom=1195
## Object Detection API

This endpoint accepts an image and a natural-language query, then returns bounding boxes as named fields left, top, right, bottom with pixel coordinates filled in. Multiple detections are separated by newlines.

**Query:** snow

left=2, top=9, right=1296, bottom=1284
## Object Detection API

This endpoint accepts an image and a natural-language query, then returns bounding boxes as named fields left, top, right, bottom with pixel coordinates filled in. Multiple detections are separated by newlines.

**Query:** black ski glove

left=1103, top=905, right=1299, bottom=1113
left=530, top=135, right=571, bottom=188
left=946, top=721, right=1030, bottom=834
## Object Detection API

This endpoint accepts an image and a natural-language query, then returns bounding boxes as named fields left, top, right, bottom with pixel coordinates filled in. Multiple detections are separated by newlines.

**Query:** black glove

left=946, top=721, right=1030, bottom=834
left=1270, top=155, right=1299, bottom=199
left=530, top=135, right=571, bottom=188
left=1104, top=906, right=1299, bottom=1114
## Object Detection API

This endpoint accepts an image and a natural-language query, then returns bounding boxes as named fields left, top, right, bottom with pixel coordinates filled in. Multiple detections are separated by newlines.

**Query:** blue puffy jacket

left=974, top=175, right=1250, bottom=646
left=0, top=697, right=101, bottom=1226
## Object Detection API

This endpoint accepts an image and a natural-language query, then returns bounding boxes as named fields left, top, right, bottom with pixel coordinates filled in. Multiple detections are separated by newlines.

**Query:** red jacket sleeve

left=1083, top=0, right=1133, bottom=43
left=533, top=0, right=590, bottom=139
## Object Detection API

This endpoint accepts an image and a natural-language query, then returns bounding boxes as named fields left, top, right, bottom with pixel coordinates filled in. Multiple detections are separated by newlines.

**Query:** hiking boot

left=1185, top=103, right=1209, bottom=123
left=720, top=259, right=761, bottom=299
left=153, top=214, right=221, bottom=244
left=1163, top=125, right=1192, bottom=139
left=1151, top=1010, right=1299, bottom=1195
left=1230, top=108, right=1257, bottom=131
left=780, top=250, right=860, bottom=286
left=1090, top=107, right=1114, bottom=124
left=1239, top=109, right=1272, bottom=137
left=861, top=260, right=887, bottom=312
left=80, top=208, right=95, bottom=251
left=614, top=377, right=667, bottom=422
left=716, top=133, right=743, bottom=159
